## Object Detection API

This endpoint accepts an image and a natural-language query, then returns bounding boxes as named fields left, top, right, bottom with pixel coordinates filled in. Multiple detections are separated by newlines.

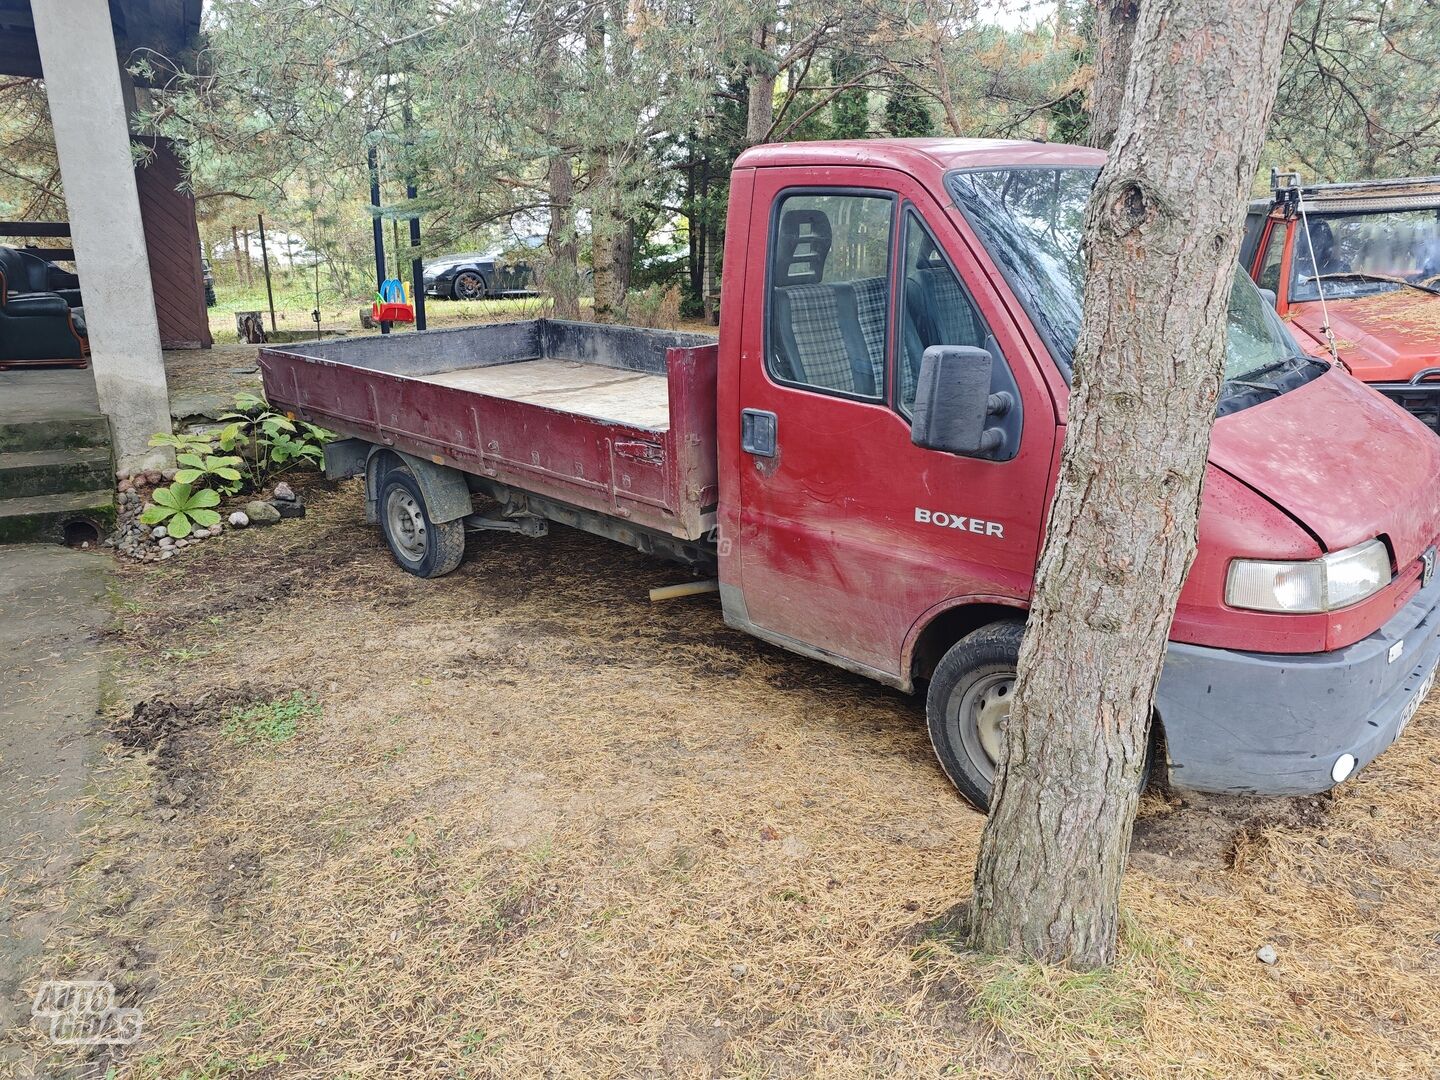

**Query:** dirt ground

left=7, top=472, right=1440, bottom=1078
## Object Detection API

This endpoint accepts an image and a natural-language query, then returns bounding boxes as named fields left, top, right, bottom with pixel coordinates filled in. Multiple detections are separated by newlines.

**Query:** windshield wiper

left=1303, top=271, right=1440, bottom=296
left=1224, top=355, right=1327, bottom=398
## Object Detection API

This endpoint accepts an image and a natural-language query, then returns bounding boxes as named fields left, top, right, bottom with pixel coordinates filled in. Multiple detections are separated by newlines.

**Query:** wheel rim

left=385, top=487, right=427, bottom=563
left=454, top=272, right=483, bottom=300
left=948, top=670, right=1014, bottom=783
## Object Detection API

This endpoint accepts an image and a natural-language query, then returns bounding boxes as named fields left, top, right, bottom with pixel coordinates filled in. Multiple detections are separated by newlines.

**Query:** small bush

left=222, top=692, right=319, bottom=746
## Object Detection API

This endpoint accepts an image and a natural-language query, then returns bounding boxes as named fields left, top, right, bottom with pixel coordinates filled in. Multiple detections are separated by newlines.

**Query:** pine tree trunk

left=746, top=20, right=776, bottom=145
left=1088, top=1, right=1139, bottom=149
left=967, top=0, right=1299, bottom=969
left=546, top=151, right=580, bottom=321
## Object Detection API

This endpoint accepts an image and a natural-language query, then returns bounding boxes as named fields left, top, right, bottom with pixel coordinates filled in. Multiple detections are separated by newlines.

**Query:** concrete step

left=0, top=414, right=111, bottom=454
left=0, top=489, right=115, bottom=546
left=0, top=447, right=115, bottom=500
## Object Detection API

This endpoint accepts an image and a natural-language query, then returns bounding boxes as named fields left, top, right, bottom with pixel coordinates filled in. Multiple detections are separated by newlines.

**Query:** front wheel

left=925, top=621, right=1154, bottom=811
left=378, top=466, right=465, bottom=578
left=451, top=270, right=487, bottom=301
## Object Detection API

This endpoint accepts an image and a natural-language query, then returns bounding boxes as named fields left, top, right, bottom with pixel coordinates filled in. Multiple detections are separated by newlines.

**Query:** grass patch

left=221, top=691, right=318, bottom=746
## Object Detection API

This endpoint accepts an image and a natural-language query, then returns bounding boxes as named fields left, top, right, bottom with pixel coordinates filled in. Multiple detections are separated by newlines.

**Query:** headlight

left=1225, top=539, right=1391, bottom=613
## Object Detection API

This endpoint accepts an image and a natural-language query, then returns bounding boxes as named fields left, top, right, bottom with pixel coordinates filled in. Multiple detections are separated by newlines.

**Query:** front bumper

left=1157, top=571, right=1440, bottom=795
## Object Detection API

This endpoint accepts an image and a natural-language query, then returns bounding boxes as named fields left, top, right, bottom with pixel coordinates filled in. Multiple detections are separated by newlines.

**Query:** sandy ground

left=4, top=474, right=1440, bottom=1078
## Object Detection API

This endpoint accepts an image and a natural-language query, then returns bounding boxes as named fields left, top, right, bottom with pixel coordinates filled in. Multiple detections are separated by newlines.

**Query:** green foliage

left=216, top=392, right=332, bottom=489
left=222, top=692, right=319, bottom=746
left=830, top=52, right=871, bottom=140
left=138, top=483, right=222, bottom=539
left=174, top=453, right=245, bottom=494
left=884, top=83, right=936, bottom=138
left=148, top=431, right=219, bottom=455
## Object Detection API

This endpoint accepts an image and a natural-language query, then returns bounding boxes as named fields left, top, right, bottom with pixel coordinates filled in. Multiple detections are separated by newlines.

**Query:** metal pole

left=257, top=212, right=276, bottom=333
left=403, top=103, right=427, bottom=332
left=368, top=144, right=389, bottom=335
left=407, top=182, right=425, bottom=332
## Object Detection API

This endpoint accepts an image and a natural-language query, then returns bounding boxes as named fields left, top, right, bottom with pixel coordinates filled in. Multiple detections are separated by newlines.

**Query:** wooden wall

left=135, top=138, right=212, bottom=350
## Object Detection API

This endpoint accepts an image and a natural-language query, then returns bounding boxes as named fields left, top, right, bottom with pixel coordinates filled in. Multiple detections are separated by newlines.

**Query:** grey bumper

left=1156, top=572, right=1440, bottom=795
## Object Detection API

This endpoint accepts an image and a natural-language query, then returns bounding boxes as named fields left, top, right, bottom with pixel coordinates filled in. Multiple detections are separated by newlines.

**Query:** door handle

left=741, top=409, right=778, bottom=457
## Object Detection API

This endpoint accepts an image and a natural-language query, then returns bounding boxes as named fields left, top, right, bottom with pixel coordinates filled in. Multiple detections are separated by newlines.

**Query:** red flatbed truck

left=261, top=138, right=1440, bottom=809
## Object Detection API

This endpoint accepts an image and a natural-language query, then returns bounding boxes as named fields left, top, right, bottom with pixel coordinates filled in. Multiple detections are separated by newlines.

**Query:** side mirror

left=911, top=345, right=1013, bottom=458
left=1258, top=287, right=1278, bottom=309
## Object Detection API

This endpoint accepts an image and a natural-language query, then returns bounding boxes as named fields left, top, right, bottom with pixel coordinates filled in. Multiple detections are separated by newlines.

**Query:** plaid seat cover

left=777, top=283, right=861, bottom=394
left=848, top=276, right=890, bottom=392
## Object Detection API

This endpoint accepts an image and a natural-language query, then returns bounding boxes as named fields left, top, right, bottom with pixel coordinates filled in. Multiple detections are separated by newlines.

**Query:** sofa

left=0, top=246, right=87, bottom=364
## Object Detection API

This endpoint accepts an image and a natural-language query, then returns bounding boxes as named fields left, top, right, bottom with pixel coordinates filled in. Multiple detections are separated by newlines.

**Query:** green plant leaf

left=167, top=512, right=193, bottom=538
left=189, top=508, right=222, bottom=527
left=189, top=487, right=222, bottom=508
left=139, top=505, right=170, bottom=524
left=177, top=453, right=204, bottom=468
left=174, top=468, right=202, bottom=484
left=151, top=485, right=183, bottom=509
left=215, top=467, right=242, bottom=481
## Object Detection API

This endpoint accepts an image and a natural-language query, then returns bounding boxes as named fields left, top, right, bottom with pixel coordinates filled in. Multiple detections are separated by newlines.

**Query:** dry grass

left=11, top=476, right=1440, bottom=1078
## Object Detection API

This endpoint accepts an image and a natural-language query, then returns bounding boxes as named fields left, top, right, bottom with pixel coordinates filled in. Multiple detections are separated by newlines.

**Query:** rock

left=730, top=963, right=748, bottom=979
left=274, top=499, right=306, bottom=520
left=151, top=525, right=168, bottom=539
left=175, top=539, right=189, bottom=549
left=1256, top=944, right=1278, bottom=965
left=244, top=500, right=282, bottom=525
left=146, top=470, right=163, bottom=485
left=160, top=549, right=174, bottom=560
left=159, top=536, right=175, bottom=548
left=272, top=481, right=296, bottom=502
left=228, top=511, right=250, bottom=528
left=162, top=468, right=177, bottom=481
left=118, top=479, right=132, bottom=493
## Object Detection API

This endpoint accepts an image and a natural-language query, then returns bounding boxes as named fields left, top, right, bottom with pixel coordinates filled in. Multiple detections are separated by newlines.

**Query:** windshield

left=1290, top=208, right=1440, bottom=301
left=946, top=166, right=1318, bottom=403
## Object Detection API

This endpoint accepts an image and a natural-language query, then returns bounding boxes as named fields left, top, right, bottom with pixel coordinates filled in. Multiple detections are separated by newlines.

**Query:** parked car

left=423, top=246, right=538, bottom=301
left=262, top=138, right=1440, bottom=809
left=1241, top=172, right=1440, bottom=431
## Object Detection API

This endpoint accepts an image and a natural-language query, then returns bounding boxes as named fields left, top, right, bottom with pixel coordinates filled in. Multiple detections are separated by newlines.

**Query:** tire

left=926, top=621, right=1026, bottom=810
left=925, top=620, right=1154, bottom=811
left=377, top=466, right=465, bottom=578
left=451, top=270, right=487, bottom=301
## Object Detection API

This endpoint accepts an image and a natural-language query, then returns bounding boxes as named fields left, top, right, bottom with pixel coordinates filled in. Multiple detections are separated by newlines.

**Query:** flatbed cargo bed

left=258, top=319, right=719, bottom=540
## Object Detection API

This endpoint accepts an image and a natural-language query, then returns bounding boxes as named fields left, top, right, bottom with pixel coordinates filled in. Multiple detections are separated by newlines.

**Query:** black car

left=422, top=245, right=539, bottom=301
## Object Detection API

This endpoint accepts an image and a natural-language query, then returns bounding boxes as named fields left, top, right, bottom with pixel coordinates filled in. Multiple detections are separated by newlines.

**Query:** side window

left=896, top=211, right=991, bottom=416
left=767, top=192, right=893, bottom=400
left=1256, top=222, right=1286, bottom=294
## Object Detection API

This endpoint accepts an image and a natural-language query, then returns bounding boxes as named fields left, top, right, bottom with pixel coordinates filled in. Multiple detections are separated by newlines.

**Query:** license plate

left=1399, top=664, right=1438, bottom=737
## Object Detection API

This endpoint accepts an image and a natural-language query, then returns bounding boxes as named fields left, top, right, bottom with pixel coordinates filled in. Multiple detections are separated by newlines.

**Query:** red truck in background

left=1241, top=173, right=1440, bottom=432
left=261, top=139, right=1440, bottom=810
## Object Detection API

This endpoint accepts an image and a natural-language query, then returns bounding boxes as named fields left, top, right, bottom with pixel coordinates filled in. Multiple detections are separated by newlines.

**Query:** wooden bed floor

left=419, top=359, right=670, bottom=429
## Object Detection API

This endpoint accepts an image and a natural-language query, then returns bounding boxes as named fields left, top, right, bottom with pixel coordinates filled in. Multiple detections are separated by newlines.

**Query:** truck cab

left=717, top=140, right=1440, bottom=804
left=263, top=138, right=1440, bottom=811
left=1240, top=173, right=1440, bottom=432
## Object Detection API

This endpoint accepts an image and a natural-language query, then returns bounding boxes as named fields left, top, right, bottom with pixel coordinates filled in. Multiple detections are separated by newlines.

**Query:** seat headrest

left=776, top=209, right=831, bottom=286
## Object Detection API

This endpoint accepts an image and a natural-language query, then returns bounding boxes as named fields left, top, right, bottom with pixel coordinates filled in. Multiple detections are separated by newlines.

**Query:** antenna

left=1276, top=169, right=1340, bottom=365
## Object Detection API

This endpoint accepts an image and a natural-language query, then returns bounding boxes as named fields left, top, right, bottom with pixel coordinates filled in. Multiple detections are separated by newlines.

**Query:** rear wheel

left=378, top=466, right=465, bottom=578
left=925, top=621, right=1154, bottom=811
left=451, top=270, right=487, bottom=301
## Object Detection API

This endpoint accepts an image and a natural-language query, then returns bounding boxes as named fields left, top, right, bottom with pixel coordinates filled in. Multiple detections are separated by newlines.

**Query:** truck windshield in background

left=947, top=167, right=1320, bottom=408
left=1288, top=208, right=1440, bottom=301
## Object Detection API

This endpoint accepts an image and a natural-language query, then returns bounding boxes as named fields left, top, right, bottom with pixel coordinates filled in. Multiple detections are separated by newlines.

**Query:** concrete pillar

left=32, top=0, right=172, bottom=471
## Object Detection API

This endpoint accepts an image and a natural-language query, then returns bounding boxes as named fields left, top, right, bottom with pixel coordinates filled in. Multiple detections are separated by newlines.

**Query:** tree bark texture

left=968, top=0, right=1298, bottom=968
left=1088, top=0, right=1138, bottom=149
left=545, top=151, right=580, bottom=321
left=746, top=19, right=776, bottom=145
